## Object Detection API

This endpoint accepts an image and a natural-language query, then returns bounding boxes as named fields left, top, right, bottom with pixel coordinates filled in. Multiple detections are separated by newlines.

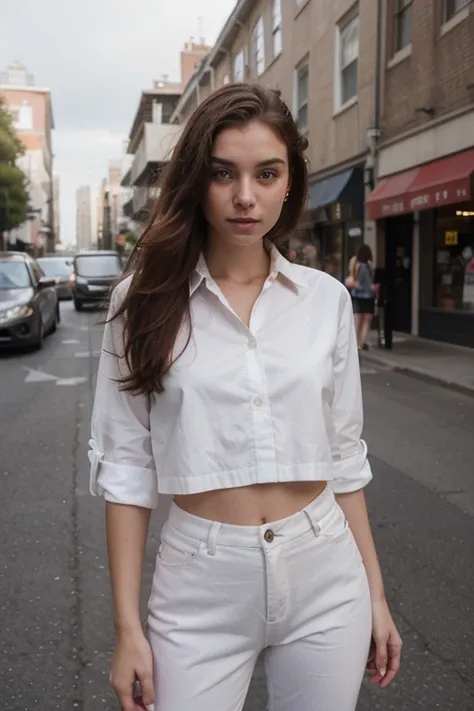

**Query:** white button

left=253, top=396, right=263, bottom=408
left=247, top=338, right=257, bottom=350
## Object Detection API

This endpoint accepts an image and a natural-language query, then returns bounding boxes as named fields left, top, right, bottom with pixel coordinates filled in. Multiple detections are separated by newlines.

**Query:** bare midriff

left=174, top=480, right=328, bottom=526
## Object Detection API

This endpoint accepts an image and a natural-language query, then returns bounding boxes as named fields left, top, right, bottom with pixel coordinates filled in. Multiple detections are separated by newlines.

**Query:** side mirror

left=38, top=276, right=56, bottom=289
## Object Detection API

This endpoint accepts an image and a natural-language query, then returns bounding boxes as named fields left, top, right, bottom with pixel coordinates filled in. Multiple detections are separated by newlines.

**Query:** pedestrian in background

left=351, top=244, right=377, bottom=351
left=89, top=83, right=401, bottom=711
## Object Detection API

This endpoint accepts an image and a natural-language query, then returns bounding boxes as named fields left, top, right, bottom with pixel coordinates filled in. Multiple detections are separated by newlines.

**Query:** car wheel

left=74, top=298, right=84, bottom=312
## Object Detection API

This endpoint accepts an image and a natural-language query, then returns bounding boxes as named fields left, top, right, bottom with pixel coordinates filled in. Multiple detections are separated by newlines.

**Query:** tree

left=0, top=99, right=29, bottom=236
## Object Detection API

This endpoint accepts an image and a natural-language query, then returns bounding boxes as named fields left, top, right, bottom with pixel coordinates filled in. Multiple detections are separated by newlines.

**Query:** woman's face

left=202, top=120, right=290, bottom=248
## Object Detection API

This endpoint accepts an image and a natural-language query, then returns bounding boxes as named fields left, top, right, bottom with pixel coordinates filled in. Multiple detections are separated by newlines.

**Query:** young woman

left=351, top=244, right=377, bottom=351
left=89, top=84, right=401, bottom=711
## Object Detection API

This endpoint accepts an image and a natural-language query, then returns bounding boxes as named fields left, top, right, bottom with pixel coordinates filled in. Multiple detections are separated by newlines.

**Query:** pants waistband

left=165, top=484, right=337, bottom=551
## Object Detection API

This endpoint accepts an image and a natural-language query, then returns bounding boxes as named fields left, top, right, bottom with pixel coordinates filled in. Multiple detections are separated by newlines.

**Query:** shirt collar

left=189, top=242, right=308, bottom=297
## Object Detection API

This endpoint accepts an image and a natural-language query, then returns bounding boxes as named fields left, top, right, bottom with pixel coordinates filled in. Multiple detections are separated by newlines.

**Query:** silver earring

left=284, top=191, right=290, bottom=202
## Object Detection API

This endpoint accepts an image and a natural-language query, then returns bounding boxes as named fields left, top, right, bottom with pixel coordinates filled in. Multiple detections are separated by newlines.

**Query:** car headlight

left=0, top=304, right=34, bottom=324
left=76, top=276, right=88, bottom=286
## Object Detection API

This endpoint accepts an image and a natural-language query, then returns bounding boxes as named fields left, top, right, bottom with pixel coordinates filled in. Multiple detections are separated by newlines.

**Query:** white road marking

left=360, top=367, right=378, bottom=375
left=56, top=377, right=88, bottom=386
left=23, top=367, right=58, bottom=383
left=23, top=367, right=86, bottom=386
left=74, top=350, right=101, bottom=358
left=62, top=339, right=80, bottom=344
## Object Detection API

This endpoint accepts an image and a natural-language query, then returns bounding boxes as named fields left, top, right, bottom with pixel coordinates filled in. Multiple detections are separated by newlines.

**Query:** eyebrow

left=211, top=157, right=287, bottom=168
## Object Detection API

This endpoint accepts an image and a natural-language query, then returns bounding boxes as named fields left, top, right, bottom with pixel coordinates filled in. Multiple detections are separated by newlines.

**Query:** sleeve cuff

left=330, top=440, right=373, bottom=494
left=89, top=439, right=158, bottom=509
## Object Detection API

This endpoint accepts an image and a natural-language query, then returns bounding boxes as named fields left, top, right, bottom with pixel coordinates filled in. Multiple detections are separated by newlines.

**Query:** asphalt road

left=0, top=301, right=473, bottom=711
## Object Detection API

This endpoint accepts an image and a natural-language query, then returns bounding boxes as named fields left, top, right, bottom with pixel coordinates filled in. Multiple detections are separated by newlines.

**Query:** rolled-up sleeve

left=329, top=288, right=373, bottom=494
left=89, top=283, right=158, bottom=509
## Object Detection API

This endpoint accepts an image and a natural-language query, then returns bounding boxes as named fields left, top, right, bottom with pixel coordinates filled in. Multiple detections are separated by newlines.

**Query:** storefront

left=290, top=165, right=365, bottom=281
left=366, top=147, right=474, bottom=348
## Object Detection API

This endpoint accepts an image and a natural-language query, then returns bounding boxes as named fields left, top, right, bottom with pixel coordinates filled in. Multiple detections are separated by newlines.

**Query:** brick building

left=367, top=1, right=474, bottom=347
left=0, top=62, right=55, bottom=255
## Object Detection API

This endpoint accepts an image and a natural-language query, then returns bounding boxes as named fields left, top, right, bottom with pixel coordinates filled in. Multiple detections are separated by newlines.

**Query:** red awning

left=366, top=148, right=474, bottom=220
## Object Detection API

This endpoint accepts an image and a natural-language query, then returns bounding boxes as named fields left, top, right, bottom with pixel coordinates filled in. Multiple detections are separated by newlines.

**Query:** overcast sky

left=0, top=0, right=236, bottom=244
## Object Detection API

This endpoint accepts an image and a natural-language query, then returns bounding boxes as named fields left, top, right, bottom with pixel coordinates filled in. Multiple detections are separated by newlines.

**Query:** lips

left=227, top=218, right=259, bottom=224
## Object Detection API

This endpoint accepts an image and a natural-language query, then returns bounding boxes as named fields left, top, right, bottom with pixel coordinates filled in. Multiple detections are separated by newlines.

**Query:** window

left=295, top=65, right=309, bottom=133
left=336, top=14, right=359, bottom=108
left=433, top=206, right=474, bottom=312
left=252, top=16, right=265, bottom=76
left=9, top=101, right=33, bottom=130
left=394, top=0, right=413, bottom=53
left=233, top=50, right=245, bottom=82
left=272, top=0, right=282, bottom=58
left=443, top=0, right=469, bottom=23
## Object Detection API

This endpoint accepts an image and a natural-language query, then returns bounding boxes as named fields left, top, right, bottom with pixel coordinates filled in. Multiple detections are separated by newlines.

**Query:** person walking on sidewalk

left=88, top=84, right=402, bottom=711
left=351, top=244, right=377, bottom=351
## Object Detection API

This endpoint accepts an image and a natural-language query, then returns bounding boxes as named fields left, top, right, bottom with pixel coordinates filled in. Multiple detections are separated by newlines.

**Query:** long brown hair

left=114, top=83, right=309, bottom=395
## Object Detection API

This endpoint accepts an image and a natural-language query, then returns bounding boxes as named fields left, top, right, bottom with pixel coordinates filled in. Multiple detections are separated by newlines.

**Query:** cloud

left=0, top=0, right=237, bottom=243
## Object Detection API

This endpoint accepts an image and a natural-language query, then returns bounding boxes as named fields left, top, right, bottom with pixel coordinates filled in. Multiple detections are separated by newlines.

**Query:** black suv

left=71, top=251, right=123, bottom=311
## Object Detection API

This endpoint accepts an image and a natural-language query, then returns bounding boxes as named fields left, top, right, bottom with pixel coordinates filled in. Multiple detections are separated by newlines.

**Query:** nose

left=233, top=178, right=256, bottom=210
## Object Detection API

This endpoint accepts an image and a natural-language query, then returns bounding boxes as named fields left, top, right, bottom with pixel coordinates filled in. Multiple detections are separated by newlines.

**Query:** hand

left=366, top=598, right=402, bottom=688
left=110, top=628, right=155, bottom=711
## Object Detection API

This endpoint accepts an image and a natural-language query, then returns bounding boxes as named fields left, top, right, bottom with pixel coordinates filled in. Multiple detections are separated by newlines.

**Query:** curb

left=361, top=352, right=474, bottom=400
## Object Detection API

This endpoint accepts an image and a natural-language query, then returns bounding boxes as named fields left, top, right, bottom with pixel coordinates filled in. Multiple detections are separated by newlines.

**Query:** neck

left=204, top=236, right=270, bottom=283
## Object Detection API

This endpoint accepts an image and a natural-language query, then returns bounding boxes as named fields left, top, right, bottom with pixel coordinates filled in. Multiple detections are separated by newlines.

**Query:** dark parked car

left=37, top=256, right=74, bottom=300
left=71, top=251, right=123, bottom=311
left=0, top=252, right=60, bottom=350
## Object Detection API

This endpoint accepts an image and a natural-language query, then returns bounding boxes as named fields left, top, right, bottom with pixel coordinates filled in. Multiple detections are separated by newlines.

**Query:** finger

left=374, top=638, right=388, bottom=678
left=380, top=641, right=402, bottom=688
left=138, top=672, right=155, bottom=711
left=118, top=691, right=138, bottom=711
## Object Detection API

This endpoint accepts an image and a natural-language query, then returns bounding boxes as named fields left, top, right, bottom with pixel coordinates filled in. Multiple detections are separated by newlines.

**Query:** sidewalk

left=362, top=332, right=474, bottom=398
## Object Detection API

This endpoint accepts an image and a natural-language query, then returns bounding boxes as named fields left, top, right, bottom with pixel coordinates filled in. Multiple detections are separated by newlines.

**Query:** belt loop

left=303, top=509, right=321, bottom=538
left=207, top=521, right=221, bottom=556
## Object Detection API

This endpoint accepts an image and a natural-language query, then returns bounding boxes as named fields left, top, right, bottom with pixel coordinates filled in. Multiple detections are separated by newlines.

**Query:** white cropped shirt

left=89, top=246, right=372, bottom=509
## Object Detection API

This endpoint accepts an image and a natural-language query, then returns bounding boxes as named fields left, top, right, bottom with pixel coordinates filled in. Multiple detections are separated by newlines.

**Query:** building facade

left=170, top=0, right=379, bottom=279
left=366, top=0, right=474, bottom=347
left=0, top=62, right=55, bottom=255
left=52, top=174, right=60, bottom=247
left=76, top=185, right=92, bottom=252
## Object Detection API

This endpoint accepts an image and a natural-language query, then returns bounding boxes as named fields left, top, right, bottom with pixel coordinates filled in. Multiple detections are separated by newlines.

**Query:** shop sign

left=381, top=201, right=405, bottom=216
left=444, top=231, right=458, bottom=246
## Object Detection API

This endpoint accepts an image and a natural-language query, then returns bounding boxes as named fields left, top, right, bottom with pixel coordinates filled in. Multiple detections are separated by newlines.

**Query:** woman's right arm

left=106, top=503, right=155, bottom=711
left=89, top=280, right=157, bottom=711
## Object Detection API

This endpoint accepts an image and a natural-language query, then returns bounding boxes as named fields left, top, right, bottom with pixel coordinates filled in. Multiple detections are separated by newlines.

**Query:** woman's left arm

left=329, top=288, right=402, bottom=688
left=336, top=488, right=402, bottom=688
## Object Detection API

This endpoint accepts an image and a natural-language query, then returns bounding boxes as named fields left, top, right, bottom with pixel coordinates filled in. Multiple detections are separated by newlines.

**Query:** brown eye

left=213, top=169, right=232, bottom=181
left=260, top=170, right=277, bottom=181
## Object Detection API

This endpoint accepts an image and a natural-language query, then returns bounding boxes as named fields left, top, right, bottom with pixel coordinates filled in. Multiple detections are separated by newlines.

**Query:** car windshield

left=0, top=261, right=31, bottom=289
left=38, top=258, right=73, bottom=277
left=75, top=255, right=122, bottom=278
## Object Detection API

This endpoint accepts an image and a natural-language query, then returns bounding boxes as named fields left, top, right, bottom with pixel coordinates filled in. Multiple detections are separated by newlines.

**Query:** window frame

left=272, top=0, right=283, bottom=59
left=294, top=63, right=309, bottom=134
left=252, top=16, right=265, bottom=76
left=233, top=50, right=245, bottom=82
left=442, top=0, right=469, bottom=24
left=335, top=12, right=360, bottom=111
left=393, top=0, right=413, bottom=54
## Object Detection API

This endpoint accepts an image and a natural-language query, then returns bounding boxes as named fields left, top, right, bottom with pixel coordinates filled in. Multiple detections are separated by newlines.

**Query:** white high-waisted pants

left=147, top=485, right=372, bottom=711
